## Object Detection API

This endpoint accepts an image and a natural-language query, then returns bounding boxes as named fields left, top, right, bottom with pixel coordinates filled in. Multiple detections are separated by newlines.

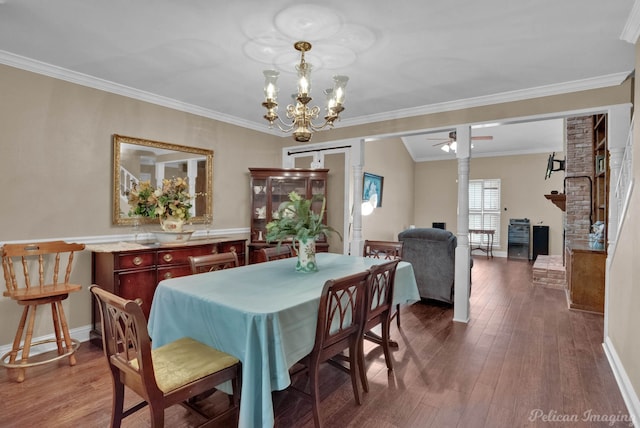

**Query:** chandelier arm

left=271, top=117, right=297, bottom=133
left=308, top=119, right=335, bottom=132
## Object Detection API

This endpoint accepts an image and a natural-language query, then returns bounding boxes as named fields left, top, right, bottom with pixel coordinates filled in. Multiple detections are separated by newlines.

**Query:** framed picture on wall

left=363, top=172, right=383, bottom=207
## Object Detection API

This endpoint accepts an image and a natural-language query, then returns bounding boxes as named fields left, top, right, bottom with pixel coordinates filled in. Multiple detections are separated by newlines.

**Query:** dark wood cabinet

left=248, top=168, right=330, bottom=263
left=90, top=238, right=246, bottom=345
left=565, top=241, right=605, bottom=313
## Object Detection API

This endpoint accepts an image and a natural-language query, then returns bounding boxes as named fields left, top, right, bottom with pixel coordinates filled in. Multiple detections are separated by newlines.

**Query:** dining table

left=148, top=252, right=420, bottom=428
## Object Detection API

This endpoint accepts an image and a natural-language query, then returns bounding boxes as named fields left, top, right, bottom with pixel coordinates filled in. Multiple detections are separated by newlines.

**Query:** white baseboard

left=0, top=324, right=92, bottom=358
left=603, top=336, right=640, bottom=426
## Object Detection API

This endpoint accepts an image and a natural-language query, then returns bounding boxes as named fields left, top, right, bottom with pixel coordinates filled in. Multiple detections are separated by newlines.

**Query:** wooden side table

left=469, top=229, right=495, bottom=258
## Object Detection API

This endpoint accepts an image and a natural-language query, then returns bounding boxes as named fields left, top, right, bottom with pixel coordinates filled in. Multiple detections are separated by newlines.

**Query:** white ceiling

left=402, top=119, right=566, bottom=161
left=0, top=1, right=635, bottom=160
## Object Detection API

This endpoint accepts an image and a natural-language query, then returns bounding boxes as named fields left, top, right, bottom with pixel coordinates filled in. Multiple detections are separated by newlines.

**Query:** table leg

left=490, top=233, right=494, bottom=258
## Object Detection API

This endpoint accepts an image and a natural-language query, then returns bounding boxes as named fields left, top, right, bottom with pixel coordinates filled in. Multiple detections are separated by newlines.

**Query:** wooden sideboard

left=565, top=240, right=605, bottom=313
left=89, top=238, right=246, bottom=345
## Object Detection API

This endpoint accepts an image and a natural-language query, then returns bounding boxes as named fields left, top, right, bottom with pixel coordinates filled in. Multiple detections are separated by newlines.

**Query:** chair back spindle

left=289, top=270, right=370, bottom=428
left=189, top=251, right=239, bottom=274
left=362, top=240, right=403, bottom=260
left=362, top=240, right=403, bottom=328
left=260, top=244, right=294, bottom=262
left=367, top=260, right=399, bottom=320
left=358, top=259, right=400, bottom=392
left=2, top=241, right=83, bottom=294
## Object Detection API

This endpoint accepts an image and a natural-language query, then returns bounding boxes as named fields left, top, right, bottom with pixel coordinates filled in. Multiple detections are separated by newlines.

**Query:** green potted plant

left=266, top=191, right=341, bottom=272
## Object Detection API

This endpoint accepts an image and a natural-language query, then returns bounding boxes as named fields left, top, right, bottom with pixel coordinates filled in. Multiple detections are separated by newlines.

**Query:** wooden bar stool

left=1, top=241, right=85, bottom=382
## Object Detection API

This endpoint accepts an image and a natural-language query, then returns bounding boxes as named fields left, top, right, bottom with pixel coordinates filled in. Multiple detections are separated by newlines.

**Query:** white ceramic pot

left=160, top=216, right=184, bottom=232
left=295, top=237, right=318, bottom=273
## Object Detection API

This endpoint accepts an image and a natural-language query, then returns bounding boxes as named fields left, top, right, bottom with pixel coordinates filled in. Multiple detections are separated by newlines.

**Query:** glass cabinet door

left=251, top=178, right=268, bottom=241
left=271, top=178, right=306, bottom=215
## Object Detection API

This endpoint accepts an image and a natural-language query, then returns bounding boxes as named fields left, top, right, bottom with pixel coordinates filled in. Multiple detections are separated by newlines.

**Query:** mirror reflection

left=113, top=134, right=213, bottom=226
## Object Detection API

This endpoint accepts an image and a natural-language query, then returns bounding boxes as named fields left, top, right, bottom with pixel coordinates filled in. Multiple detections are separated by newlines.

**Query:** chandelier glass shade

left=262, top=41, right=349, bottom=142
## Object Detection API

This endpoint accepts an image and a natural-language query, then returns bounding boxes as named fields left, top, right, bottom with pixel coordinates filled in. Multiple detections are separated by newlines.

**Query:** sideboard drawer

left=157, top=245, right=215, bottom=266
left=117, top=251, right=155, bottom=270
left=219, top=240, right=245, bottom=256
left=157, top=265, right=193, bottom=281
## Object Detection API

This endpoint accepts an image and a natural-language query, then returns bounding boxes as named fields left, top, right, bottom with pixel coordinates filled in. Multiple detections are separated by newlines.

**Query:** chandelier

left=261, top=41, right=349, bottom=142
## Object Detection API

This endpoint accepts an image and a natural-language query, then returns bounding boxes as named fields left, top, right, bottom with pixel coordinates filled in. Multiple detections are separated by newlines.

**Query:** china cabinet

left=248, top=168, right=329, bottom=263
left=89, top=238, right=246, bottom=345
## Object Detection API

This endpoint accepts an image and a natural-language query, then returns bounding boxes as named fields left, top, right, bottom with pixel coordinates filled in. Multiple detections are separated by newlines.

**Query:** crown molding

left=339, top=72, right=632, bottom=128
left=0, top=50, right=265, bottom=133
left=621, top=0, right=640, bottom=43
left=0, top=49, right=631, bottom=137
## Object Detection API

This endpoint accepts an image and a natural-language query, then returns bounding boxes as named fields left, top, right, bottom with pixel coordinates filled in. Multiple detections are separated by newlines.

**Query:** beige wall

left=413, top=159, right=458, bottom=230
left=0, top=64, right=282, bottom=344
left=361, top=138, right=415, bottom=241
left=604, top=42, right=640, bottom=419
left=414, top=153, right=565, bottom=255
left=292, top=154, right=346, bottom=253
left=324, top=153, right=346, bottom=252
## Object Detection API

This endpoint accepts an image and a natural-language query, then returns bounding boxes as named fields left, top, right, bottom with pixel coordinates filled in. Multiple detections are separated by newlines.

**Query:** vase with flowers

left=127, top=177, right=194, bottom=237
left=266, top=191, right=341, bottom=273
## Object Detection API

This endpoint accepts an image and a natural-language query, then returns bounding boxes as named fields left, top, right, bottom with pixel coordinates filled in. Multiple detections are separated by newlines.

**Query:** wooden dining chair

left=1, top=241, right=85, bottom=382
left=362, top=240, right=403, bottom=328
left=358, top=259, right=400, bottom=393
left=363, top=240, right=403, bottom=260
left=287, top=270, right=370, bottom=428
left=90, top=285, right=241, bottom=428
left=260, top=244, right=294, bottom=262
left=189, top=251, right=239, bottom=274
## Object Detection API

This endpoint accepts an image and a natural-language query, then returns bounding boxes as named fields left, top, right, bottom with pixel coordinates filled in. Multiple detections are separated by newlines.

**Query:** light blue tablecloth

left=148, top=252, right=419, bottom=428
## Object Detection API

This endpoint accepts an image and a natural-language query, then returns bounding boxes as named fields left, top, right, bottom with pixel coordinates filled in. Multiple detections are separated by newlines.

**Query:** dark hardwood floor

left=0, top=257, right=632, bottom=427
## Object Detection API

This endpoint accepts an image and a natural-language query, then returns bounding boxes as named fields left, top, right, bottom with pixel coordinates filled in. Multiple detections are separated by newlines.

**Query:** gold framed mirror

left=113, top=134, right=213, bottom=226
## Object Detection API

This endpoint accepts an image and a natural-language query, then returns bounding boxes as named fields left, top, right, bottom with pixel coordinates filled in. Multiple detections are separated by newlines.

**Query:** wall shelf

left=545, top=193, right=566, bottom=211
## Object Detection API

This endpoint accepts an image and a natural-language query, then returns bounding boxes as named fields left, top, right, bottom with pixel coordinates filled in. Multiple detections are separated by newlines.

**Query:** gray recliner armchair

left=398, top=228, right=471, bottom=304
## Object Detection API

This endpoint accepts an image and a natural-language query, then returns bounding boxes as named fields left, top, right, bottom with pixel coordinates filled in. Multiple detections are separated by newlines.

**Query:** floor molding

left=603, top=336, right=640, bottom=426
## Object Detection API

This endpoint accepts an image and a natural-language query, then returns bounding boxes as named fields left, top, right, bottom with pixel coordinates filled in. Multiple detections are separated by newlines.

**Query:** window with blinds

left=469, top=179, right=501, bottom=247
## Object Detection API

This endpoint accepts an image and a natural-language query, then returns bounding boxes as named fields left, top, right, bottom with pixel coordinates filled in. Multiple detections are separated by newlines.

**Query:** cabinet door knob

left=164, top=272, right=173, bottom=279
left=133, top=256, right=143, bottom=266
left=163, top=254, right=173, bottom=262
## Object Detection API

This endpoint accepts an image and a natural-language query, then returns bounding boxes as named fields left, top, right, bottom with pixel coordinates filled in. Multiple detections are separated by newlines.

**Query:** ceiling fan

left=427, top=131, right=494, bottom=152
